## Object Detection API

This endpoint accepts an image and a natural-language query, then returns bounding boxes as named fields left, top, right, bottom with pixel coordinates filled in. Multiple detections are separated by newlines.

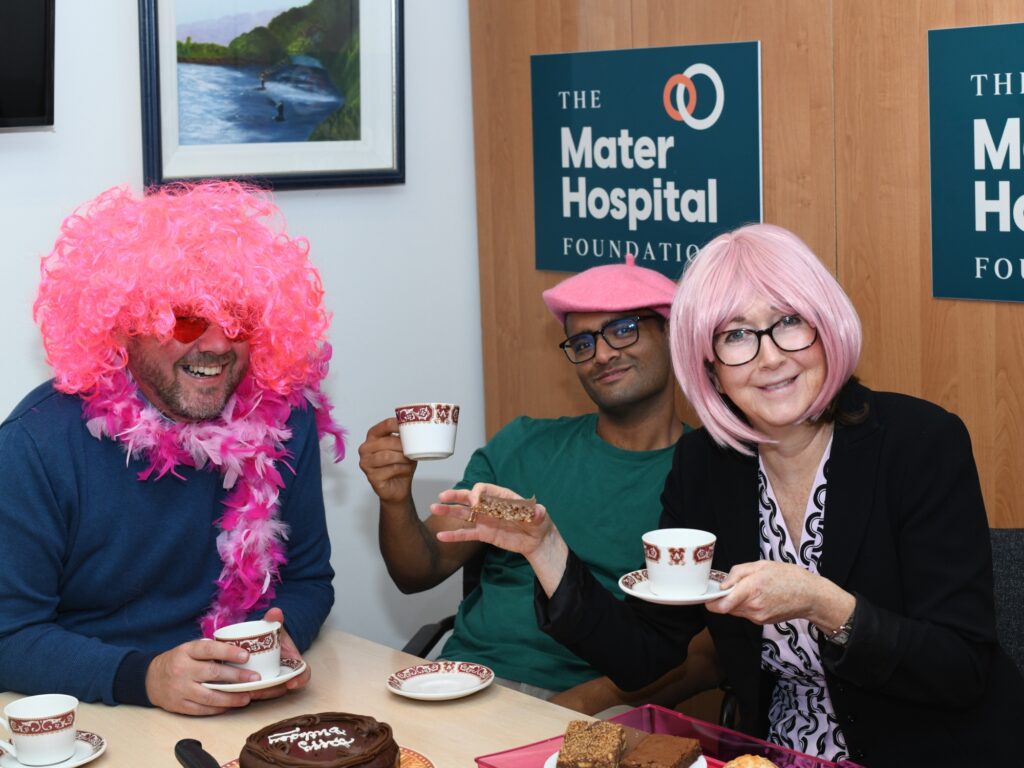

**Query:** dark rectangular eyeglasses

left=559, top=314, right=661, bottom=364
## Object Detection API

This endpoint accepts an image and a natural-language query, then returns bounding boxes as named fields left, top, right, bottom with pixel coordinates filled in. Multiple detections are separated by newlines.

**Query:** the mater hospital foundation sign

left=929, top=23, right=1024, bottom=301
left=530, top=43, right=762, bottom=278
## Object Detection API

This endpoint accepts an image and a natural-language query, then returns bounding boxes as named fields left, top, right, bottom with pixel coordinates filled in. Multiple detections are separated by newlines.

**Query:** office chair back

left=401, top=546, right=488, bottom=657
left=990, top=528, right=1024, bottom=675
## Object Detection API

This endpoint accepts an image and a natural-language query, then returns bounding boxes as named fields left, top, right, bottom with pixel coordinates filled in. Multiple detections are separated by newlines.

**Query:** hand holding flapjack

left=432, top=483, right=569, bottom=596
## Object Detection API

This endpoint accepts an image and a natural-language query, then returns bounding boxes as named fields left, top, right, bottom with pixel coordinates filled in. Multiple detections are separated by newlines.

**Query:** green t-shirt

left=439, top=413, right=677, bottom=691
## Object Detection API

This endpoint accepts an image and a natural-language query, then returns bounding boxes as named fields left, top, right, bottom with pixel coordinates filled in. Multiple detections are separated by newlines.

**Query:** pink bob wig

left=669, top=223, right=862, bottom=454
left=34, top=181, right=331, bottom=398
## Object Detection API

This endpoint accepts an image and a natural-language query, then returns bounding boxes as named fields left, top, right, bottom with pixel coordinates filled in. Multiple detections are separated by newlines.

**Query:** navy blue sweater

left=0, top=381, right=334, bottom=705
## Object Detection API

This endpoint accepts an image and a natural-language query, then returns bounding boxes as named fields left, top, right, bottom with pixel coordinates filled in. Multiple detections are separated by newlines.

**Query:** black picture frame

left=138, top=0, right=404, bottom=189
left=0, top=1, right=55, bottom=128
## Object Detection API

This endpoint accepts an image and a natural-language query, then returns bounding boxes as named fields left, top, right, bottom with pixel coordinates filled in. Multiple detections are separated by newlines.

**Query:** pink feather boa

left=82, top=368, right=345, bottom=637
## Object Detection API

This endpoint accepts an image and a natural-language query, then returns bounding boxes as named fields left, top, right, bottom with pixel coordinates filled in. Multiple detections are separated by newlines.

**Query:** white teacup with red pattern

left=0, top=693, right=78, bottom=766
left=395, top=402, right=460, bottom=460
left=214, top=619, right=282, bottom=681
left=642, top=528, right=717, bottom=597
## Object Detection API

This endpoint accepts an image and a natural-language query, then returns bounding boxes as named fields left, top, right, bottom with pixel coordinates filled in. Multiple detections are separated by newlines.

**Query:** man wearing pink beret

left=359, top=255, right=718, bottom=714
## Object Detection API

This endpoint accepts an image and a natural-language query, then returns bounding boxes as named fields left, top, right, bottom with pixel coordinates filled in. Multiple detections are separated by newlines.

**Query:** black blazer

left=537, top=383, right=1023, bottom=767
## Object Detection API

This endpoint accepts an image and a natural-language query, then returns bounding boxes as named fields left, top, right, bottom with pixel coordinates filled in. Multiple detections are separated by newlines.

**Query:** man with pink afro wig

left=359, top=254, right=720, bottom=715
left=0, top=181, right=344, bottom=716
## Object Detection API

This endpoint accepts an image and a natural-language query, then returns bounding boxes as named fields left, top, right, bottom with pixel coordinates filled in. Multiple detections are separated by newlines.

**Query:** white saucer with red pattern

left=0, top=731, right=106, bottom=768
left=618, top=568, right=733, bottom=606
left=202, top=657, right=306, bottom=692
left=386, top=661, right=494, bottom=701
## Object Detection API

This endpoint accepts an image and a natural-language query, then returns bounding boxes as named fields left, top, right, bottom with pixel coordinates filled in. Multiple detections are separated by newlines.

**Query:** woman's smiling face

left=711, top=295, right=827, bottom=440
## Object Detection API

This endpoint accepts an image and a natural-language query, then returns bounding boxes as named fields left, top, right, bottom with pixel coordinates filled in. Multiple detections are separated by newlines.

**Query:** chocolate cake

left=470, top=494, right=537, bottom=522
left=620, top=733, right=702, bottom=767
left=556, top=720, right=626, bottom=768
left=239, top=713, right=399, bottom=768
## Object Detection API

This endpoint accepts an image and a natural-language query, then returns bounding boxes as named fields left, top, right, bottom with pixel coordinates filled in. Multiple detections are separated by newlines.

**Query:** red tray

left=474, top=704, right=866, bottom=768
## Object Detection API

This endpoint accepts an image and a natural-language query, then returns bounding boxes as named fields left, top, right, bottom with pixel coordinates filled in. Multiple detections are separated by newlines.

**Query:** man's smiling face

left=126, top=321, right=250, bottom=422
left=564, top=310, right=673, bottom=414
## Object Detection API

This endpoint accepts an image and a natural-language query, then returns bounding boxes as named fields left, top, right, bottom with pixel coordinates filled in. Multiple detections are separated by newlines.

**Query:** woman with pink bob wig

left=35, top=181, right=329, bottom=398
left=426, top=222, right=1022, bottom=765
left=670, top=223, right=861, bottom=454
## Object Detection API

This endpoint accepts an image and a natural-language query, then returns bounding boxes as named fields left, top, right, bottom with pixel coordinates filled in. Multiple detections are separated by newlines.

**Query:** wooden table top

left=0, top=629, right=584, bottom=767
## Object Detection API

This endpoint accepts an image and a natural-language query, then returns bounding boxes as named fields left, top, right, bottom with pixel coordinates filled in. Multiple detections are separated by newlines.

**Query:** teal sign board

left=531, top=42, right=762, bottom=278
left=930, top=23, right=1024, bottom=301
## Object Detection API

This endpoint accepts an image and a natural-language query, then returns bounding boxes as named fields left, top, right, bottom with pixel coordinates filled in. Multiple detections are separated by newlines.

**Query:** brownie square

left=621, top=733, right=702, bottom=768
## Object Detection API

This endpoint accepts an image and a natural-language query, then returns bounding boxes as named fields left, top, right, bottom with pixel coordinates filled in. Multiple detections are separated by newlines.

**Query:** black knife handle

left=174, top=738, right=221, bottom=768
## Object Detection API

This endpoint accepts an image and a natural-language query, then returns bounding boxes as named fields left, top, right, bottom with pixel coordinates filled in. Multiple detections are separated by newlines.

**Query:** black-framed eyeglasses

left=712, top=314, right=818, bottom=366
left=559, top=315, right=661, bottom=364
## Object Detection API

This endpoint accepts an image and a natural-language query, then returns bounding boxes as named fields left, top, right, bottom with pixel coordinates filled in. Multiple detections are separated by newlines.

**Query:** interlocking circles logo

left=663, top=63, right=724, bottom=130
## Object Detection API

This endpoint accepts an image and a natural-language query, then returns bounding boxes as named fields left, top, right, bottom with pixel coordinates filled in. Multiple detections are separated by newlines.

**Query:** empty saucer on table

left=202, top=657, right=306, bottom=692
left=618, top=568, right=733, bottom=606
left=0, top=731, right=106, bottom=768
left=544, top=750, right=707, bottom=768
left=386, top=660, right=494, bottom=701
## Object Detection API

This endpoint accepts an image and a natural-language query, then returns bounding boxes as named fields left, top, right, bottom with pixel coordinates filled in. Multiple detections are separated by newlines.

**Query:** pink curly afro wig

left=34, top=181, right=330, bottom=398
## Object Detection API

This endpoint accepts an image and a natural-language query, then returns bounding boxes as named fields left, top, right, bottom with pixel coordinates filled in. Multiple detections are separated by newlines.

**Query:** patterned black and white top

left=758, top=435, right=849, bottom=762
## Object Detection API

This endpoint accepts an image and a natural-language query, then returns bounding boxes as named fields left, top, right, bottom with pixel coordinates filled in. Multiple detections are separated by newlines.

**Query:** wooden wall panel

left=470, top=0, right=1023, bottom=527
left=469, top=0, right=835, bottom=435
left=633, top=0, right=836, bottom=265
left=835, top=0, right=1024, bottom=527
left=469, top=1, right=635, bottom=437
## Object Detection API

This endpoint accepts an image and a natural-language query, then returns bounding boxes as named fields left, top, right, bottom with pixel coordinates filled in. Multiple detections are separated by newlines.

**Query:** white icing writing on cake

left=267, top=726, right=355, bottom=752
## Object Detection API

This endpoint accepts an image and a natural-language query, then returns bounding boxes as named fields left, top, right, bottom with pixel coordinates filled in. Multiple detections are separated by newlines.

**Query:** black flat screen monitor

left=0, top=1, right=55, bottom=127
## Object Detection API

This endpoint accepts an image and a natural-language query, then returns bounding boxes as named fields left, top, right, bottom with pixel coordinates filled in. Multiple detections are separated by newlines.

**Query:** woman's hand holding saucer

left=706, top=560, right=855, bottom=631
left=432, top=483, right=569, bottom=596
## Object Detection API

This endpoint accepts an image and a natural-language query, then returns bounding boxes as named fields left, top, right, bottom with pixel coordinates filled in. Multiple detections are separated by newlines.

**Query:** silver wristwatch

left=815, top=606, right=856, bottom=651
left=820, top=609, right=855, bottom=647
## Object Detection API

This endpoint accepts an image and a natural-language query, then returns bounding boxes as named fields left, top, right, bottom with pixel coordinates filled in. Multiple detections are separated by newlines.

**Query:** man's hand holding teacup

left=145, top=636, right=255, bottom=716
left=247, top=607, right=310, bottom=700
left=145, top=607, right=308, bottom=715
left=358, top=417, right=417, bottom=505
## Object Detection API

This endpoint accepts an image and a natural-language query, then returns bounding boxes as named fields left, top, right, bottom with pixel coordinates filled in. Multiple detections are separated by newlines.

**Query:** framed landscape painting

left=139, top=0, right=404, bottom=188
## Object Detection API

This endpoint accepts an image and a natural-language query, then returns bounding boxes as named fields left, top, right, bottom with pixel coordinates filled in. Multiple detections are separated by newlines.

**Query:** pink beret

left=542, top=254, right=679, bottom=324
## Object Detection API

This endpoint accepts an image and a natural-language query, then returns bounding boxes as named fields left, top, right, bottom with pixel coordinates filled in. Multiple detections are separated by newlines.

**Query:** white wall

left=0, top=1, right=479, bottom=650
